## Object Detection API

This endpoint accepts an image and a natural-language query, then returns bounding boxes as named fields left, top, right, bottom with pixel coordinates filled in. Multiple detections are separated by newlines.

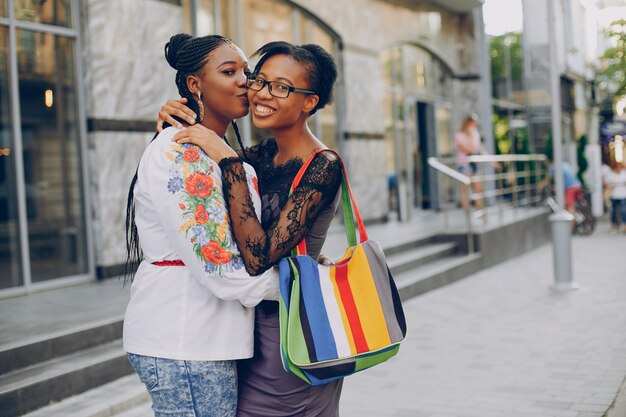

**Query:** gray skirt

left=237, top=301, right=343, bottom=417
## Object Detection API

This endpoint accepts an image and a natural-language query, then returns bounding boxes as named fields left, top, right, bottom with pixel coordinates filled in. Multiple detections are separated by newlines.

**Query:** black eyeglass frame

left=246, top=75, right=316, bottom=98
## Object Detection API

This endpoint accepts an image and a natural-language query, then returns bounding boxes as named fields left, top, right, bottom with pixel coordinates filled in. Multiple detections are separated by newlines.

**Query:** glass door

left=17, top=30, right=88, bottom=282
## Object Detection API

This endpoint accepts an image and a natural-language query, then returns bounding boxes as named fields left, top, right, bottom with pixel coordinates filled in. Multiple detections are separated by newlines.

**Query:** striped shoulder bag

left=278, top=149, right=407, bottom=386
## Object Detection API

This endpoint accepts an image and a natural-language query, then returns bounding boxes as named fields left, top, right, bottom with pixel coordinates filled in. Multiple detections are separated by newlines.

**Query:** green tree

left=597, top=19, right=626, bottom=97
left=489, top=32, right=523, bottom=95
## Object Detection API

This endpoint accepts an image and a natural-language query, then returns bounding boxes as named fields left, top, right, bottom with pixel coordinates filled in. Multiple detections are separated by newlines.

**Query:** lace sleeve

left=235, top=140, right=267, bottom=169
left=219, top=151, right=342, bottom=275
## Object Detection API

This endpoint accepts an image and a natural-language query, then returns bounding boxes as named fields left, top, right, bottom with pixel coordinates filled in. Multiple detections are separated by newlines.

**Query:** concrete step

left=113, top=401, right=152, bottom=417
left=395, top=252, right=484, bottom=301
left=23, top=374, right=148, bottom=417
left=387, top=241, right=458, bottom=275
left=20, top=243, right=479, bottom=417
left=0, top=339, right=133, bottom=417
left=376, top=233, right=441, bottom=257
left=0, top=317, right=123, bottom=375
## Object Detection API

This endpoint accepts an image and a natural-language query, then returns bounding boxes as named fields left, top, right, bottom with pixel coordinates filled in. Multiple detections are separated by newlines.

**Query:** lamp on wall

left=44, top=89, right=53, bottom=108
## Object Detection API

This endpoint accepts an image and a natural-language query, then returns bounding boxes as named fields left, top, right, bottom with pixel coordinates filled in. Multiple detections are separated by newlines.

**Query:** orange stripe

left=330, top=267, right=356, bottom=354
left=335, top=263, right=369, bottom=353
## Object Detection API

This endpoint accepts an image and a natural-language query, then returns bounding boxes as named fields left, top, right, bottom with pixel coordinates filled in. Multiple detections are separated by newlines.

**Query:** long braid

left=231, top=121, right=249, bottom=161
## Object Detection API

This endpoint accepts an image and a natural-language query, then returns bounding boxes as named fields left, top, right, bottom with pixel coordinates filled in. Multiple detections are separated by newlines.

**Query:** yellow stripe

left=348, top=245, right=391, bottom=349
left=330, top=261, right=357, bottom=355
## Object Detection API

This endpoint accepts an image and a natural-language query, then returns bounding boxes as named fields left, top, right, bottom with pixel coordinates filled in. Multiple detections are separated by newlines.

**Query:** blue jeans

left=127, top=353, right=237, bottom=417
left=611, top=198, right=626, bottom=226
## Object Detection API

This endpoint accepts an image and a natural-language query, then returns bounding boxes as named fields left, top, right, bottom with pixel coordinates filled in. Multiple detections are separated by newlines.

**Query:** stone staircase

left=3, top=232, right=482, bottom=417
left=0, top=318, right=133, bottom=417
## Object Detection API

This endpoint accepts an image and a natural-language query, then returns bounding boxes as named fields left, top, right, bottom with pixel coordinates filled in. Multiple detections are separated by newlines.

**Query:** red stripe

left=152, top=260, right=185, bottom=266
left=335, top=265, right=369, bottom=353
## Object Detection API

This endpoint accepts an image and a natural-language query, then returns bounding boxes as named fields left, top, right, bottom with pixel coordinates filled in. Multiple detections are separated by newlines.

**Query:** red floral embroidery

left=184, top=147, right=200, bottom=162
left=201, top=241, right=232, bottom=264
left=178, top=203, right=185, bottom=210
left=195, top=204, right=209, bottom=224
left=251, top=177, right=259, bottom=195
left=185, top=173, right=214, bottom=198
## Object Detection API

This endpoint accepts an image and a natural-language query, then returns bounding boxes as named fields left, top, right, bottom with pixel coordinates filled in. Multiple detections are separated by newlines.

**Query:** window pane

left=0, top=0, right=6, bottom=17
left=17, top=30, right=88, bottom=282
left=220, top=0, right=237, bottom=40
left=181, top=0, right=194, bottom=34
left=197, top=0, right=215, bottom=36
left=14, top=0, right=72, bottom=28
left=0, top=27, right=24, bottom=289
left=241, top=0, right=294, bottom=55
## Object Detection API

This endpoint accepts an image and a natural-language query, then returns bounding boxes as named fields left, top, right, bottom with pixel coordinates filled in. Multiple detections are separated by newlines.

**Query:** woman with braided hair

left=123, top=33, right=280, bottom=417
left=162, top=41, right=344, bottom=416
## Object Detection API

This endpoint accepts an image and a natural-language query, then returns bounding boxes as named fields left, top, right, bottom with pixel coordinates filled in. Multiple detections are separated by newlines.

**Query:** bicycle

left=541, top=186, right=596, bottom=236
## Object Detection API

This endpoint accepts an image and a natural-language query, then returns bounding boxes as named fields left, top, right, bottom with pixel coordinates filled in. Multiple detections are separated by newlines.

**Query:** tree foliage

left=489, top=32, right=523, bottom=82
left=597, top=19, right=626, bottom=98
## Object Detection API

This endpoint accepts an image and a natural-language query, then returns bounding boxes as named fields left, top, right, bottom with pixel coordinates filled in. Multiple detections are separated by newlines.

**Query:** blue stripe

left=278, top=258, right=295, bottom=309
left=296, top=256, right=338, bottom=361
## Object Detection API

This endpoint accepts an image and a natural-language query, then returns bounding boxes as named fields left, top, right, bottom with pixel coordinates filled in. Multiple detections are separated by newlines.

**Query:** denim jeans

left=611, top=198, right=626, bottom=226
left=127, top=353, right=237, bottom=417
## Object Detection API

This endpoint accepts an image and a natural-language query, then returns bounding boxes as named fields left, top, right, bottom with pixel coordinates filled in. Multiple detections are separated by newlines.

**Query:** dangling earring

left=196, top=92, right=204, bottom=122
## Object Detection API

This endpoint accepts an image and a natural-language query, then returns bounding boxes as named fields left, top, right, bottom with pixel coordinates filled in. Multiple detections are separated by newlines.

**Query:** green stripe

left=354, top=345, right=401, bottom=372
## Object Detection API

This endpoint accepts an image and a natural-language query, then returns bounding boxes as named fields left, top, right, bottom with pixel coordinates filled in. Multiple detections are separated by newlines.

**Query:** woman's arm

left=141, top=128, right=278, bottom=307
left=219, top=152, right=342, bottom=275
left=156, top=98, right=198, bottom=132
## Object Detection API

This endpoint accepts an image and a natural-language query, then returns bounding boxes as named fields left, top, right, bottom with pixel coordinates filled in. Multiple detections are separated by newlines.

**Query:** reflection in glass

left=14, top=0, right=72, bottom=27
left=220, top=0, right=237, bottom=41
left=242, top=0, right=293, bottom=55
left=0, top=0, right=6, bottom=17
left=17, top=30, right=88, bottom=282
left=0, top=28, right=23, bottom=290
left=197, top=0, right=215, bottom=36
left=181, top=0, right=194, bottom=35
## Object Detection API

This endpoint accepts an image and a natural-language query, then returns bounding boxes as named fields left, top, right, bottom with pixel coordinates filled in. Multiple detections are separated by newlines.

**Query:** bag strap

left=288, top=149, right=368, bottom=255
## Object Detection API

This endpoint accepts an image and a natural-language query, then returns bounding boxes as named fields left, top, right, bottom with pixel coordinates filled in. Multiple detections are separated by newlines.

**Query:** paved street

left=340, top=220, right=626, bottom=417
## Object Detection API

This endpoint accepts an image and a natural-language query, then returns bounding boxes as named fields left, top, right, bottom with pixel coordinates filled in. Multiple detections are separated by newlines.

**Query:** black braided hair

left=123, top=33, right=234, bottom=283
left=231, top=120, right=249, bottom=161
left=163, top=33, right=234, bottom=126
left=251, top=41, right=338, bottom=115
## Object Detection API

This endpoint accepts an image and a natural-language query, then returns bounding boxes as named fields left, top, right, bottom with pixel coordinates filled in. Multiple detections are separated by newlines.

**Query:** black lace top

left=219, top=138, right=342, bottom=276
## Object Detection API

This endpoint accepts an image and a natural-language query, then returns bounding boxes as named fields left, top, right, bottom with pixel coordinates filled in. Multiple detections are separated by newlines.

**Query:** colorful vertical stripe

left=279, top=240, right=407, bottom=386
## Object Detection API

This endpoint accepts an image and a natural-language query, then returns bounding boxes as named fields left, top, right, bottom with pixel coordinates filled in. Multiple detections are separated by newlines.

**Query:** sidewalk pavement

left=339, top=219, right=626, bottom=417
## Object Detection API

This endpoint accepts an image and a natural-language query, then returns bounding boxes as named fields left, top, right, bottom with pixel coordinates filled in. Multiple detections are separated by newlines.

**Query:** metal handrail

left=428, top=154, right=549, bottom=255
left=427, top=157, right=474, bottom=254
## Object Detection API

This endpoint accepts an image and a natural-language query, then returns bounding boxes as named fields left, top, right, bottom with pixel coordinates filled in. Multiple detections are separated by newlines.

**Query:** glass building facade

left=0, top=0, right=484, bottom=293
left=0, top=0, right=90, bottom=294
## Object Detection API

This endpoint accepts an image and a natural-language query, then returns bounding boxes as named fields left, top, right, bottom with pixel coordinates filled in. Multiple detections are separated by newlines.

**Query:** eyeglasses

left=246, top=76, right=316, bottom=98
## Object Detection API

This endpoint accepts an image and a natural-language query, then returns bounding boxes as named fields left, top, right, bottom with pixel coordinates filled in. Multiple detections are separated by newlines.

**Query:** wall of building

left=81, top=0, right=183, bottom=273
left=81, top=0, right=484, bottom=272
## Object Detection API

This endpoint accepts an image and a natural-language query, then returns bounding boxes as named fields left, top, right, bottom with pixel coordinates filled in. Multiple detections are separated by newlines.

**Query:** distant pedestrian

left=454, top=114, right=499, bottom=212
left=603, top=160, right=626, bottom=234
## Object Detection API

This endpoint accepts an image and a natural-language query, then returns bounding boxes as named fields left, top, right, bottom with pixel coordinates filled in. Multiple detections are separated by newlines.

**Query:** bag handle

left=289, top=149, right=368, bottom=255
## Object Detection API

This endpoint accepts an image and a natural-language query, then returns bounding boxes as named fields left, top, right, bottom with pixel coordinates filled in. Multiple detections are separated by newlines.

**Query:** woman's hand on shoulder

left=173, top=124, right=238, bottom=162
left=156, top=98, right=197, bottom=132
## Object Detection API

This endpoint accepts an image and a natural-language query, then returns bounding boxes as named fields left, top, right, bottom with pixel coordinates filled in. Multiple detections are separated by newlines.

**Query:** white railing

left=427, top=154, right=549, bottom=254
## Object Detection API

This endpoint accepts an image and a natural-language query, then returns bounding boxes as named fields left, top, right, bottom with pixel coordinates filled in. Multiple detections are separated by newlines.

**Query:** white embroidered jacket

left=123, top=127, right=278, bottom=361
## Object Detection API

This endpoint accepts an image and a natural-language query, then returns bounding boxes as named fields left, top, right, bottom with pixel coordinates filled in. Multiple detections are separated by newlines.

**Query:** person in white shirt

left=603, top=160, right=626, bottom=234
left=123, top=33, right=278, bottom=417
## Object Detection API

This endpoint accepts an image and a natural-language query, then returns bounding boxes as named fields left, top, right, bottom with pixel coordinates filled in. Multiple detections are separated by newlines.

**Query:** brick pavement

left=339, top=221, right=626, bottom=417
